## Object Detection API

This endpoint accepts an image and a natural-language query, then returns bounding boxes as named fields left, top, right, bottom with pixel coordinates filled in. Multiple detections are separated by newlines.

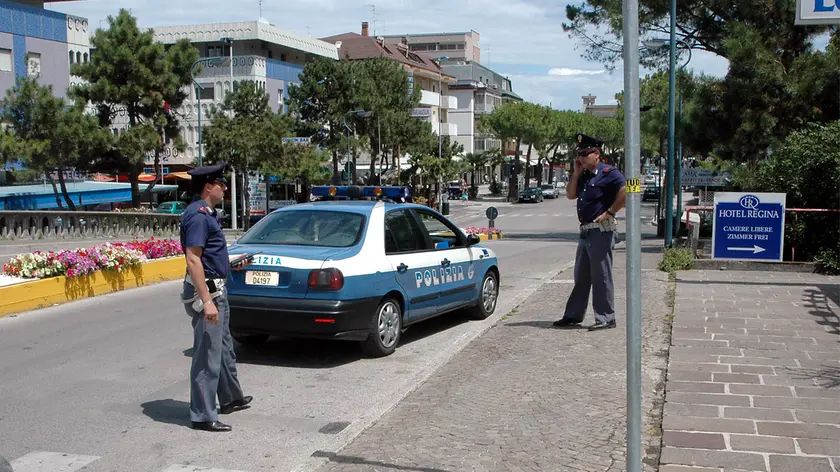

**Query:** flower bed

left=461, top=226, right=503, bottom=236
left=2, top=237, right=182, bottom=280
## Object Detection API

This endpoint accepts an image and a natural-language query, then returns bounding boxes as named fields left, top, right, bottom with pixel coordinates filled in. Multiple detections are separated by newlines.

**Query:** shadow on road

left=231, top=311, right=473, bottom=368
left=140, top=399, right=191, bottom=427
left=311, top=451, right=453, bottom=472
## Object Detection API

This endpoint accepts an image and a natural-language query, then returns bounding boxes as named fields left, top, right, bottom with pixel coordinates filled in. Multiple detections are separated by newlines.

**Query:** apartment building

left=320, top=23, right=458, bottom=139
left=381, top=30, right=480, bottom=63
left=105, top=18, right=339, bottom=171
left=582, top=94, right=618, bottom=118
left=0, top=0, right=91, bottom=100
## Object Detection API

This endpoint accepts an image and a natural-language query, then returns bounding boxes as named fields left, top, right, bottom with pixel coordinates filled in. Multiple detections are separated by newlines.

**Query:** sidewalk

left=660, top=270, right=840, bottom=472
left=311, top=242, right=673, bottom=472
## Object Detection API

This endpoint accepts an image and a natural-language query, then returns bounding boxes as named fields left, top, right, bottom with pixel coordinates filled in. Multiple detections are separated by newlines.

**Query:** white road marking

left=9, top=452, right=100, bottom=472
left=162, top=465, right=249, bottom=472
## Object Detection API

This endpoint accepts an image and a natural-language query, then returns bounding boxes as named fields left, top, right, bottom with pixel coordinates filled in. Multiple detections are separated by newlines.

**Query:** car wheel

left=361, top=297, right=402, bottom=357
left=231, top=331, right=269, bottom=346
left=469, top=271, right=499, bottom=320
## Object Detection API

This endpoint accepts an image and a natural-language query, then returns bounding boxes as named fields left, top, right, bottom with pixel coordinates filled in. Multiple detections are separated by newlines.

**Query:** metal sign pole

left=622, top=0, right=643, bottom=468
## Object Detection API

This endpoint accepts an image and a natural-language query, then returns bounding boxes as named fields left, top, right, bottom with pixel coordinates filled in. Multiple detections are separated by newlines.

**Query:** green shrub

left=815, top=247, right=840, bottom=275
left=659, top=247, right=694, bottom=272
left=489, top=181, right=504, bottom=195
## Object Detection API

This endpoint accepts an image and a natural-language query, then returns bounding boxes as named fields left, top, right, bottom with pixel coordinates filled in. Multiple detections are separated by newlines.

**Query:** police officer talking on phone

left=180, top=162, right=253, bottom=432
left=554, top=133, right=626, bottom=331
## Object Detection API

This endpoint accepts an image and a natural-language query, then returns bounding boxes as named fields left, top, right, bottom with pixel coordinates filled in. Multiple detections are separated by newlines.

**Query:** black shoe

left=588, top=320, right=617, bottom=331
left=191, top=421, right=232, bottom=432
left=220, top=395, right=253, bottom=415
left=553, top=318, right=583, bottom=328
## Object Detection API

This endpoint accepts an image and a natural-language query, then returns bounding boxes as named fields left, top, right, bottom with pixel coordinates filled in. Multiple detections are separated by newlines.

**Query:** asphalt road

left=0, top=195, right=638, bottom=472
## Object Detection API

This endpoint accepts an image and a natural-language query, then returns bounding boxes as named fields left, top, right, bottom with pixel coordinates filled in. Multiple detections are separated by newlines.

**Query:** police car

left=225, top=185, right=500, bottom=358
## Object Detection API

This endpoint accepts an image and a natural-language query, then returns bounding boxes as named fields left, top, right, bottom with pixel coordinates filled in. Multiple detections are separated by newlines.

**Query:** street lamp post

left=343, top=110, right=372, bottom=185
left=434, top=55, right=449, bottom=213
left=220, top=37, right=237, bottom=230
left=642, top=37, right=692, bottom=245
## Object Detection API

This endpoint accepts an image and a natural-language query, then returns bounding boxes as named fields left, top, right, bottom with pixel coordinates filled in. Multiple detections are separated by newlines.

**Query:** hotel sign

left=795, top=0, right=840, bottom=24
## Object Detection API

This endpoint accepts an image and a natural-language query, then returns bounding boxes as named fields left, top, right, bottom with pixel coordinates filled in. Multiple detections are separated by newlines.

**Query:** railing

left=0, top=210, right=182, bottom=241
left=683, top=206, right=840, bottom=262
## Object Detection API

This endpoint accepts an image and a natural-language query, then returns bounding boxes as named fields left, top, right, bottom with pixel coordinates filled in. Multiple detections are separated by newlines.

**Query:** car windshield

left=523, top=188, right=537, bottom=194
left=541, top=185, right=553, bottom=189
left=237, top=210, right=365, bottom=247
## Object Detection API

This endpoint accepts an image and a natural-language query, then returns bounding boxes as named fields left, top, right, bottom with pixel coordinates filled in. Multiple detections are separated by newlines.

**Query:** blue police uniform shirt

left=180, top=199, right=229, bottom=279
left=576, top=162, right=626, bottom=223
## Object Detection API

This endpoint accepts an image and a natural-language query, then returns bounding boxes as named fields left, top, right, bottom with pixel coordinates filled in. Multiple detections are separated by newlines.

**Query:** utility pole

left=621, top=0, right=643, bottom=469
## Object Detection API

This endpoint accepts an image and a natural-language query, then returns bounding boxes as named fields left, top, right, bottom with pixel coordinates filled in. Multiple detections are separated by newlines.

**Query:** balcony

left=192, top=55, right=268, bottom=79
left=474, top=137, right=501, bottom=152
left=419, top=90, right=440, bottom=107
left=432, top=122, right=458, bottom=136
left=440, top=95, right=457, bottom=110
left=475, top=102, right=496, bottom=114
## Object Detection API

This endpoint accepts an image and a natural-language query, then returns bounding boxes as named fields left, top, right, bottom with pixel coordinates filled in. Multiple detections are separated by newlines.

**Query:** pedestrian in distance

left=180, top=162, right=253, bottom=432
left=554, top=133, right=626, bottom=331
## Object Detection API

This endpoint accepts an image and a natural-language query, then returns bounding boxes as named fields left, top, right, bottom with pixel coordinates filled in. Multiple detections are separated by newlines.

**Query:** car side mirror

left=467, top=234, right=481, bottom=246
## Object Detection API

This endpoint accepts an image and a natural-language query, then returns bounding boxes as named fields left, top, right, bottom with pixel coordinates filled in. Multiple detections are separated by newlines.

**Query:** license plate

left=245, top=270, right=279, bottom=286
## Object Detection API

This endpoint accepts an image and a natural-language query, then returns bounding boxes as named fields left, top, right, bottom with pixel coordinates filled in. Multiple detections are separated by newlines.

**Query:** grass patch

left=659, top=247, right=693, bottom=273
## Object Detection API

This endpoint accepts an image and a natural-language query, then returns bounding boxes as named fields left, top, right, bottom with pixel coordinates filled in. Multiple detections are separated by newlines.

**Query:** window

left=415, top=210, right=463, bottom=249
left=385, top=210, right=426, bottom=254
left=198, top=86, right=214, bottom=100
left=76, top=51, right=81, bottom=64
left=68, top=50, right=74, bottom=65
left=238, top=210, right=365, bottom=248
left=83, top=52, right=88, bottom=63
left=0, top=49, right=11, bottom=72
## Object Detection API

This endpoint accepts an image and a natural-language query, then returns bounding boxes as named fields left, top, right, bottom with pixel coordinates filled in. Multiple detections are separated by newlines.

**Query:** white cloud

left=548, top=68, right=607, bottom=76
left=47, top=0, right=730, bottom=111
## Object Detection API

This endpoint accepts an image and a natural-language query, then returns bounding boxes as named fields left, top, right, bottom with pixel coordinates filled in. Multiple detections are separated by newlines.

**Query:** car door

left=410, top=208, right=477, bottom=313
left=384, top=209, right=438, bottom=320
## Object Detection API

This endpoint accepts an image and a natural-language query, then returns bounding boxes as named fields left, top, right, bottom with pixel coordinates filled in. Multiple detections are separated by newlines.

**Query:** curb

left=477, top=232, right=504, bottom=241
left=0, top=257, right=185, bottom=318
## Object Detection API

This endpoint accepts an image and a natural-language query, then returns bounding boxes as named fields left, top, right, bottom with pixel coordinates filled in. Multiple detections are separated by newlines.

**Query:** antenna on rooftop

left=368, top=4, right=376, bottom=36
left=259, top=0, right=263, bottom=18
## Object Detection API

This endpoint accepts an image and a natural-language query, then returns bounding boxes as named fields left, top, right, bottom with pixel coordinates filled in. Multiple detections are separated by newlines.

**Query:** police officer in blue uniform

left=181, top=162, right=253, bottom=432
left=554, top=133, right=626, bottom=331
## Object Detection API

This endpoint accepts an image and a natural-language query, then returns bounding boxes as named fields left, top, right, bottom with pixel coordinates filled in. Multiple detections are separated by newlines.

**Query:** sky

left=47, top=0, right=732, bottom=111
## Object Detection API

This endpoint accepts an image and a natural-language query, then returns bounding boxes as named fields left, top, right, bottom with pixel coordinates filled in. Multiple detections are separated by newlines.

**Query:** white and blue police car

left=226, top=185, right=500, bottom=357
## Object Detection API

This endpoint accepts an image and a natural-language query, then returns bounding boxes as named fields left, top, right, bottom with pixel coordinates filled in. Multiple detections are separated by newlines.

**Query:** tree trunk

left=47, top=172, right=64, bottom=210
left=143, top=143, right=163, bottom=203
left=548, top=148, right=558, bottom=185
left=536, top=155, right=544, bottom=188
left=332, top=149, right=339, bottom=184
left=508, top=137, right=521, bottom=201
left=56, top=168, right=76, bottom=211
left=524, top=143, right=533, bottom=188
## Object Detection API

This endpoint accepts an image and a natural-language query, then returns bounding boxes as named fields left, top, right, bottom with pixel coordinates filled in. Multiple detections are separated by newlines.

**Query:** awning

left=137, top=173, right=156, bottom=182
left=92, top=173, right=115, bottom=182
left=166, top=172, right=192, bottom=181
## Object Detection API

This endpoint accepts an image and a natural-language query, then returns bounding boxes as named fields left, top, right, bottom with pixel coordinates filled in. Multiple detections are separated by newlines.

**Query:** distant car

left=644, top=174, right=657, bottom=186
left=540, top=183, right=556, bottom=199
left=518, top=186, right=543, bottom=203
left=153, top=201, right=187, bottom=214
left=643, top=186, right=660, bottom=202
left=225, top=185, right=500, bottom=358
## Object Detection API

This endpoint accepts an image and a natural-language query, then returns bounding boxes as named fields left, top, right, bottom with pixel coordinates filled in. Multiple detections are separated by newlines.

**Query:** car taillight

left=308, top=268, right=344, bottom=290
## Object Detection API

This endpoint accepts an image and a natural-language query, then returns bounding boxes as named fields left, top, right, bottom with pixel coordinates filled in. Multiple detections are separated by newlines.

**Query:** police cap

left=188, top=162, right=227, bottom=184
left=575, top=133, right=604, bottom=150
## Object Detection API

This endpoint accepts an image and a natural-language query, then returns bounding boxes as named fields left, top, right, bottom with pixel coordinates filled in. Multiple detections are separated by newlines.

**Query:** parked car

left=540, top=183, right=557, bottom=199
left=225, top=185, right=500, bottom=358
left=153, top=201, right=188, bottom=215
left=642, top=185, right=660, bottom=202
left=644, top=174, right=657, bottom=186
left=518, top=186, right=543, bottom=203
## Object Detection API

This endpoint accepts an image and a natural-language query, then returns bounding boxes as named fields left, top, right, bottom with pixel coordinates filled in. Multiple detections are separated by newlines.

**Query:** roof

left=379, top=31, right=477, bottom=39
left=152, top=20, right=339, bottom=60
left=319, top=33, right=454, bottom=78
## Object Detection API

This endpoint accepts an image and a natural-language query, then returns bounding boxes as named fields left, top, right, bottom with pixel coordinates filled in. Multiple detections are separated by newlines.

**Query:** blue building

left=103, top=18, right=340, bottom=172
left=0, top=0, right=90, bottom=100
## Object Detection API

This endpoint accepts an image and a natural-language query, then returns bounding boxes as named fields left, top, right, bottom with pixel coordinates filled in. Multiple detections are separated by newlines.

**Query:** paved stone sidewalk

left=312, top=252, right=673, bottom=472
left=661, top=270, right=840, bottom=472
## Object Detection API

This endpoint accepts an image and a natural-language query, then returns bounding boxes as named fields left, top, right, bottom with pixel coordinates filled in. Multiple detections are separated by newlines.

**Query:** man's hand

left=594, top=212, right=612, bottom=224
left=573, top=157, right=583, bottom=175
left=203, top=300, right=219, bottom=324
left=231, top=259, right=251, bottom=271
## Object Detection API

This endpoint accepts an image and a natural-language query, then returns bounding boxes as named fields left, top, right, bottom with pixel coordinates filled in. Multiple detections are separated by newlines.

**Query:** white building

left=108, top=18, right=339, bottom=172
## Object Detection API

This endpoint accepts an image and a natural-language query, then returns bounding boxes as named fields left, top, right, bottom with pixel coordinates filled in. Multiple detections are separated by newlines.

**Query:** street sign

left=712, top=192, right=787, bottom=261
left=282, top=137, right=311, bottom=144
left=795, top=0, right=840, bottom=24
left=486, top=206, right=498, bottom=220
left=681, top=168, right=729, bottom=187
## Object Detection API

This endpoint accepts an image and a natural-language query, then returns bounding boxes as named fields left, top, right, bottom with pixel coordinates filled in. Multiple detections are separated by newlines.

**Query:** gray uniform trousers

left=563, top=228, right=616, bottom=324
left=183, top=281, right=245, bottom=423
